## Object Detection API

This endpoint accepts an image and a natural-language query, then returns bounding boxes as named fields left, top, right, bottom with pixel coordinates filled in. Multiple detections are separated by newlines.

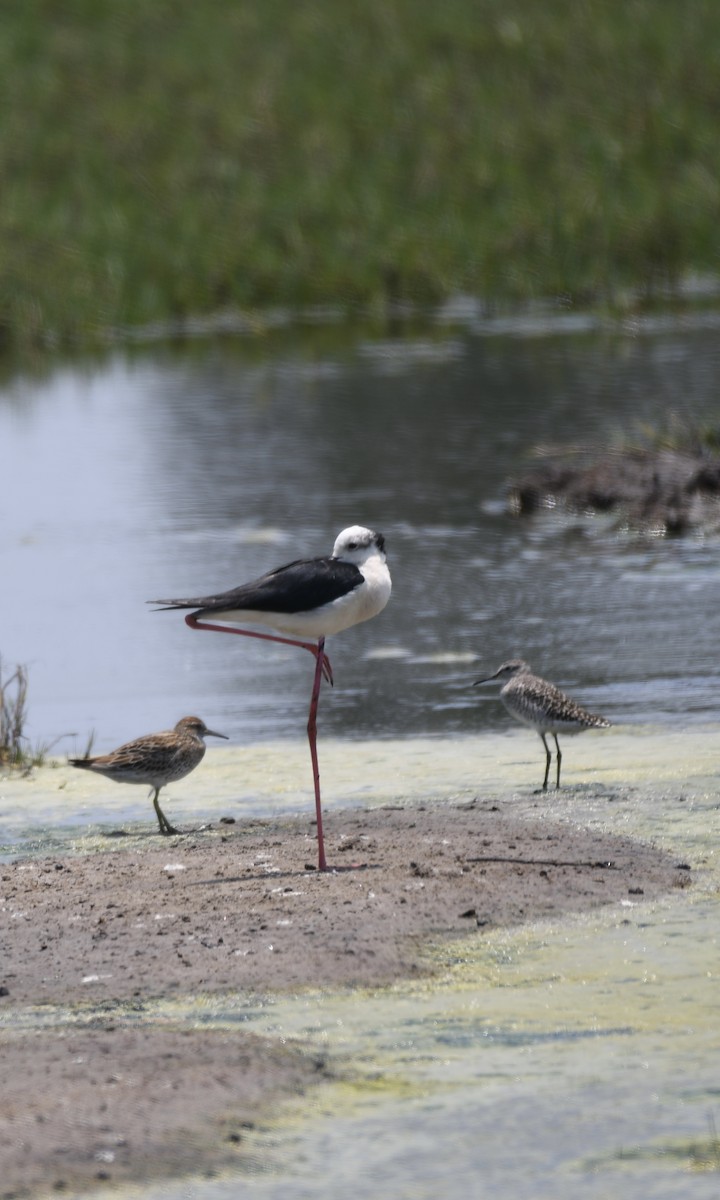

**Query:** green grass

left=2, top=0, right=720, bottom=344
left=631, top=412, right=720, bottom=454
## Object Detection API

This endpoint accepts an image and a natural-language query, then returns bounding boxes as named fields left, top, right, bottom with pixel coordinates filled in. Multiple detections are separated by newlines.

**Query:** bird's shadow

left=465, top=854, right=618, bottom=870
left=187, top=863, right=382, bottom=886
left=102, top=824, right=213, bottom=839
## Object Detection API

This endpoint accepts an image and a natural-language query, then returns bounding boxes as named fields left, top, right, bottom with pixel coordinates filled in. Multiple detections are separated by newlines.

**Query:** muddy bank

left=508, top=444, right=720, bottom=534
left=1, top=803, right=689, bottom=1003
left=0, top=801, right=690, bottom=1197
left=0, top=1025, right=325, bottom=1199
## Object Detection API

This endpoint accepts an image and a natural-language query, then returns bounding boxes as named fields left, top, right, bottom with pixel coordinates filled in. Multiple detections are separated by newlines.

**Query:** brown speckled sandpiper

left=474, top=659, right=611, bottom=790
left=70, top=716, right=228, bottom=834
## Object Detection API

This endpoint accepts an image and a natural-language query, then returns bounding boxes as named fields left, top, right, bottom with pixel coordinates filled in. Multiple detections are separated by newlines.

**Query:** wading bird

left=474, top=659, right=611, bottom=790
left=151, top=526, right=392, bottom=869
left=70, top=716, right=228, bottom=834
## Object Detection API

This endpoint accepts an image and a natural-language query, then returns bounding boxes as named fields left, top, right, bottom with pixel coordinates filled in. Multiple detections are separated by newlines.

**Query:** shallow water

left=2, top=319, right=720, bottom=758
left=0, top=722, right=716, bottom=858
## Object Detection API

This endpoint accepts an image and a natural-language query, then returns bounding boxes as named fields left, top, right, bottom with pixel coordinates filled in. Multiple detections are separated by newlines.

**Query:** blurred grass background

left=2, top=0, right=719, bottom=345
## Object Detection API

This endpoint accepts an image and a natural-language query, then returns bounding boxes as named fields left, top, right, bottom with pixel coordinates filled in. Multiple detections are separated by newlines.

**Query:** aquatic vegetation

left=0, top=656, right=58, bottom=771
left=631, top=411, right=720, bottom=457
left=587, top=1118, right=720, bottom=1175
left=3, top=2, right=720, bottom=345
left=0, top=656, right=30, bottom=767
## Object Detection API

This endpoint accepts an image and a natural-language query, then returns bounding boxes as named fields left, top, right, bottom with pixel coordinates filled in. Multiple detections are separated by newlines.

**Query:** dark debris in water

left=508, top=444, right=720, bottom=536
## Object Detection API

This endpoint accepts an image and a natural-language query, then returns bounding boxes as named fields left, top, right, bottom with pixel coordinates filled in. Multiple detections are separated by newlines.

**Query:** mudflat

left=0, top=801, right=688, bottom=1197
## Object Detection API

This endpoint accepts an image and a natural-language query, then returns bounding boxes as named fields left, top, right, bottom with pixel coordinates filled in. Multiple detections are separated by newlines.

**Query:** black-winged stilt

left=474, top=660, right=611, bottom=790
left=151, top=526, right=392, bottom=869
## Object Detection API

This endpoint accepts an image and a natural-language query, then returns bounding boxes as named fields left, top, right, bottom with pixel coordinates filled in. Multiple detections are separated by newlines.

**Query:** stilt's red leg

left=307, top=636, right=327, bottom=872
left=185, top=614, right=333, bottom=683
left=185, top=613, right=330, bottom=870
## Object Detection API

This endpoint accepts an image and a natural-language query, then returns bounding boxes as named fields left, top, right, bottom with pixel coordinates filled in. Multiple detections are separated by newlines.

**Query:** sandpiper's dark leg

left=540, top=733, right=552, bottom=791
left=185, top=615, right=333, bottom=683
left=553, top=734, right=562, bottom=788
left=307, top=637, right=328, bottom=872
left=152, top=787, right=179, bottom=835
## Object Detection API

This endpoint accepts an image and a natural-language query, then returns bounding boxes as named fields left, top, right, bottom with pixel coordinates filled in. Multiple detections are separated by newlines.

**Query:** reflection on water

left=2, top=322, right=720, bottom=757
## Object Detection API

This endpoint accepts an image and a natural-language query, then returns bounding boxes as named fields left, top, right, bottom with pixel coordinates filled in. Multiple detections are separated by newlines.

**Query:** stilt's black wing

left=151, top=555, right=363, bottom=615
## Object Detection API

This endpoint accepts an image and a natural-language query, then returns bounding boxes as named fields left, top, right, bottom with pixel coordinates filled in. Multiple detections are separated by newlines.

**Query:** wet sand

left=0, top=800, right=689, bottom=1197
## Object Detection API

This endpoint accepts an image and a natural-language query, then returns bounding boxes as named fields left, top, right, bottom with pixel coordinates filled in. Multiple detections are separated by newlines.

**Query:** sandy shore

left=0, top=800, right=690, bottom=1197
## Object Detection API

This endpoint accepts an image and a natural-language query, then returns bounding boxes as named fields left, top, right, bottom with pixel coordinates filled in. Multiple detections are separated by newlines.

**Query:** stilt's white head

left=331, top=526, right=387, bottom=564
